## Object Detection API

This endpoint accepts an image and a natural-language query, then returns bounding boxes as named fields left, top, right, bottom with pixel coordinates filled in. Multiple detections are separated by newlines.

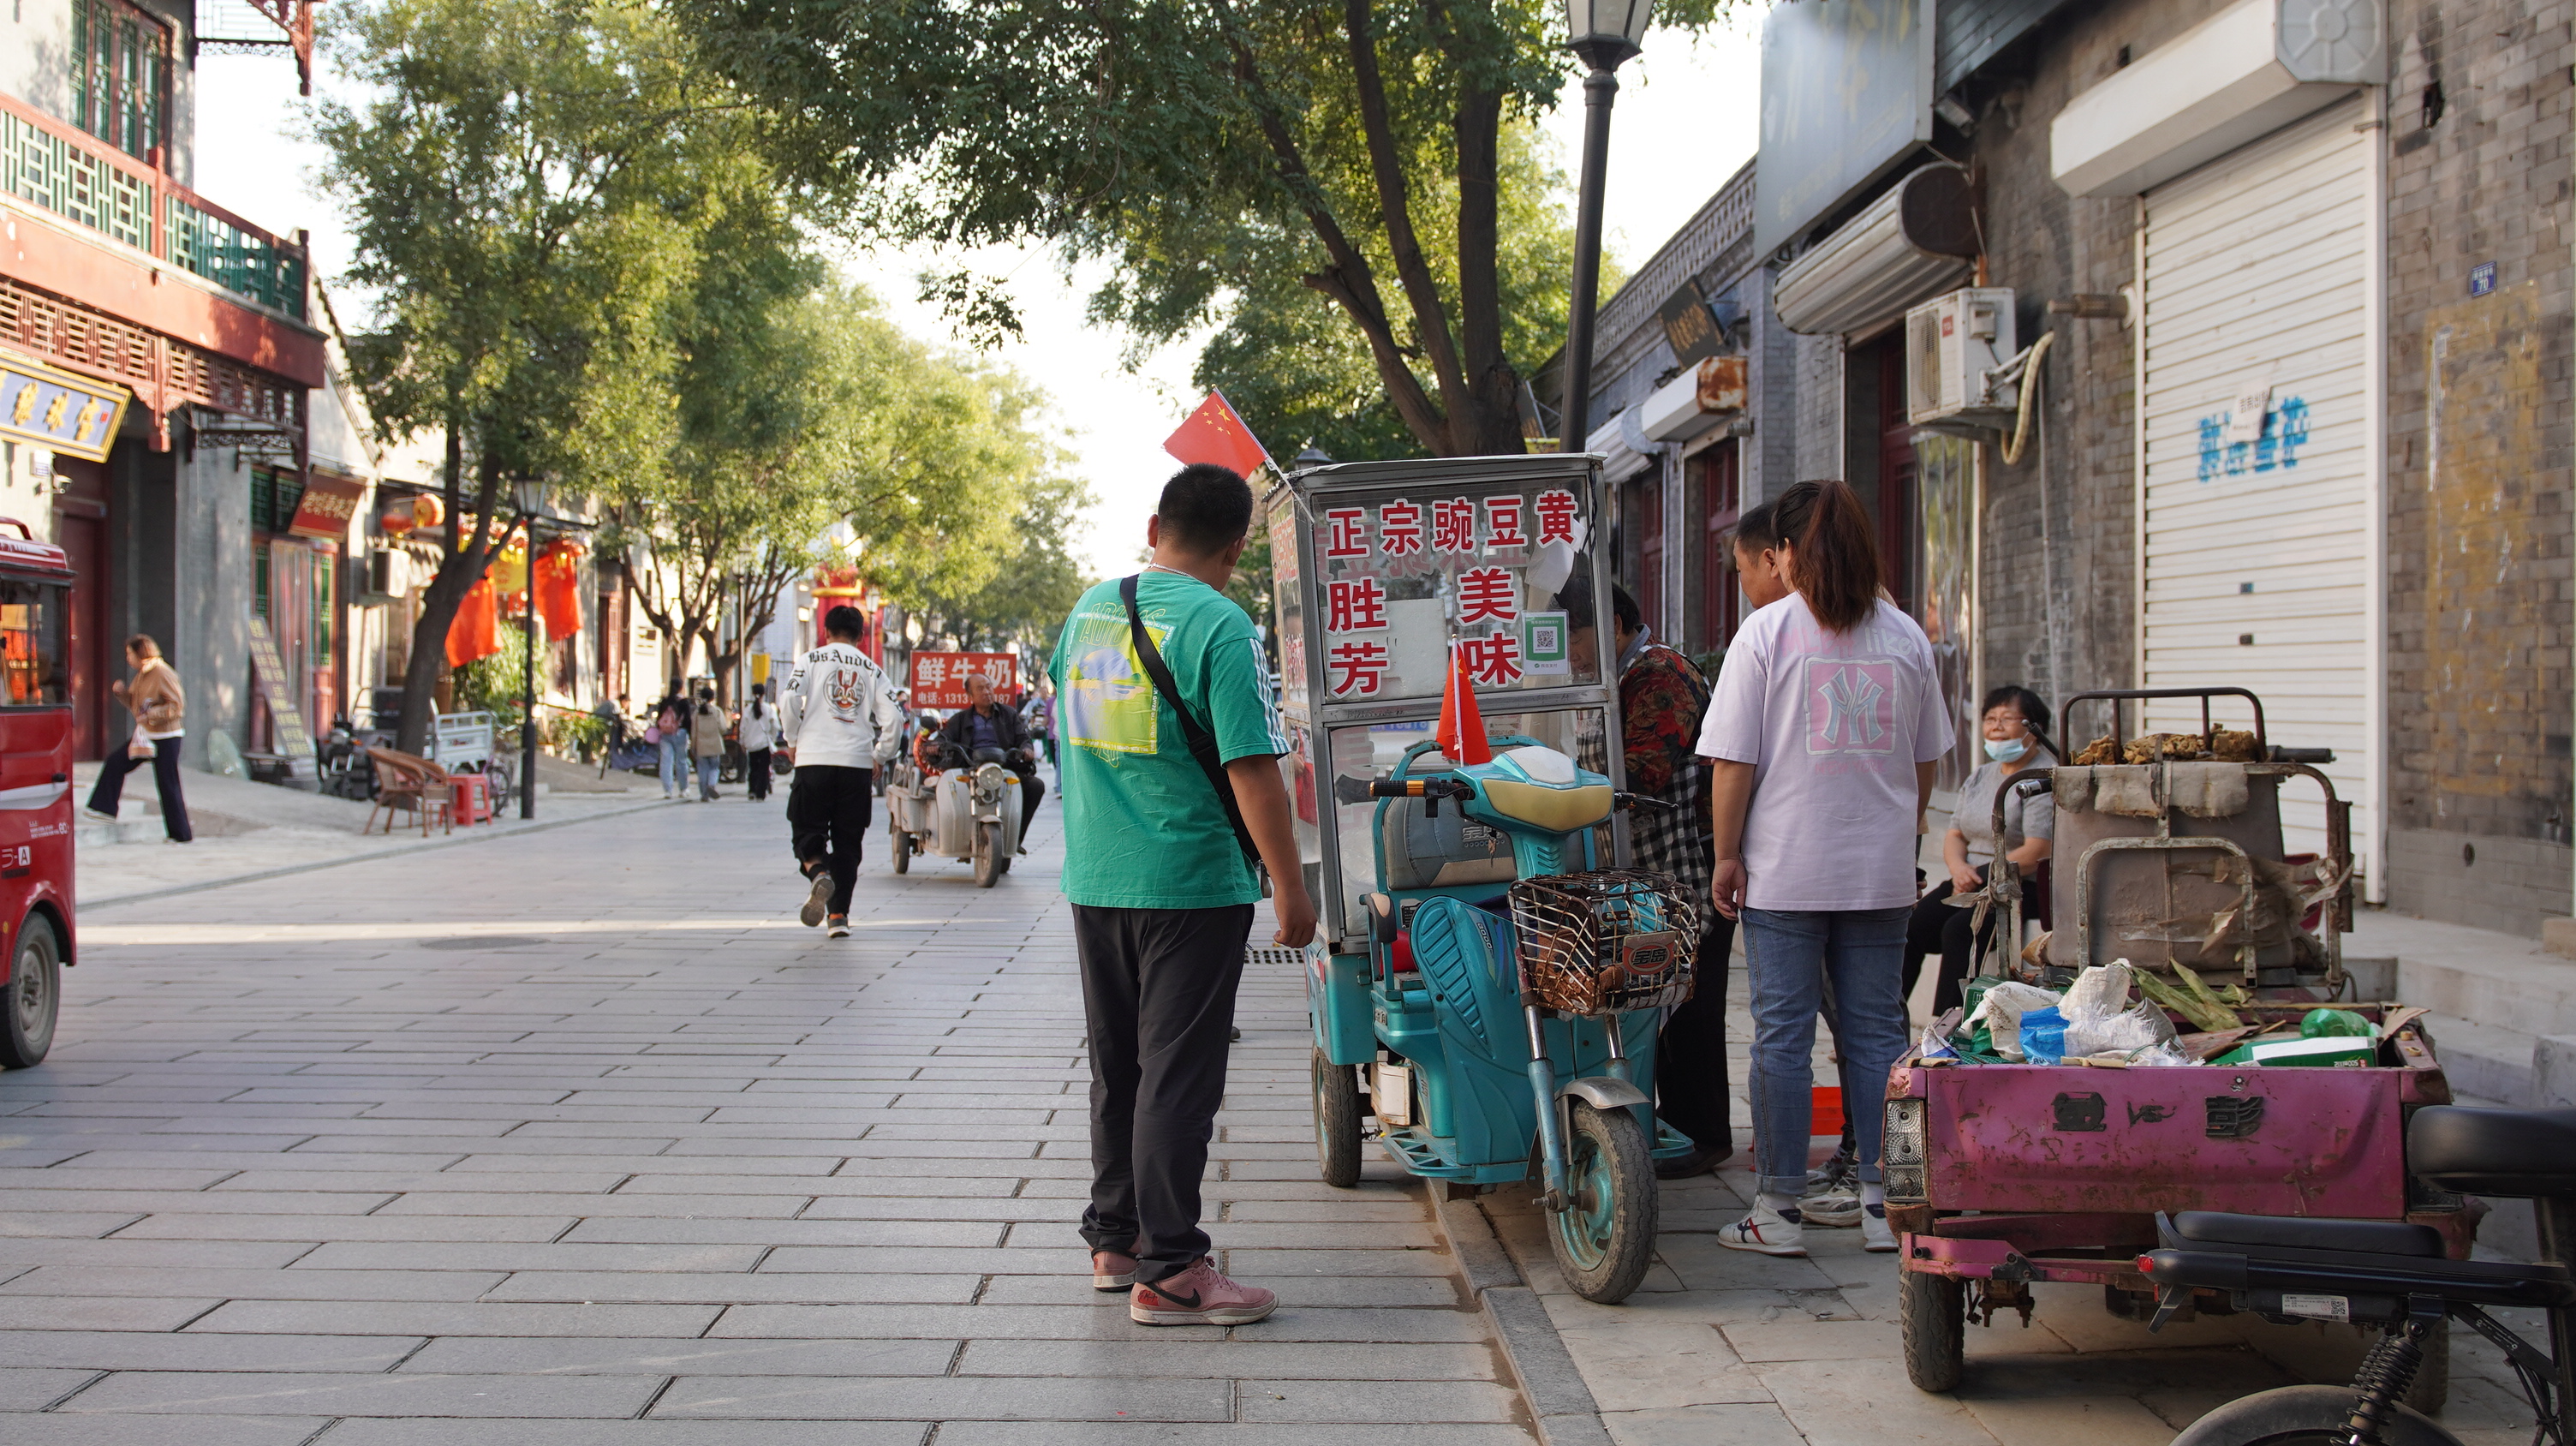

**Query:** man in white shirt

left=779, top=605, right=906, bottom=937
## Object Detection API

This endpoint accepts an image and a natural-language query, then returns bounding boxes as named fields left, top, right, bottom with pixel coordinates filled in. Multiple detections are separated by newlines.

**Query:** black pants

left=747, top=748, right=772, bottom=801
left=1656, top=913, right=1735, bottom=1156
left=1903, top=870, right=1995, bottom=1018
left=87, top=736, right=191, bottom=842
left=787, top=764, right=873, bottom=914
left=1012, top=763, right=1045, bottom=838
left=1074, top=902, right=1253, bottom=1286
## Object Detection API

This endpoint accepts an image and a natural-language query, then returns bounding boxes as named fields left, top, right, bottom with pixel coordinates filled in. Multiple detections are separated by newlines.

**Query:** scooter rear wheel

left=1548, top=1099, right=1655, bottom=1303
left=891, top=830, right=912, bottom=875
left=1313, top=1049, right=1361, bottom=1188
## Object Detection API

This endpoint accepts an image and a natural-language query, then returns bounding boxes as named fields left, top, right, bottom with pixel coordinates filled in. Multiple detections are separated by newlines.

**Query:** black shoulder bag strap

left=1121, top=574, right=1265, bottom=875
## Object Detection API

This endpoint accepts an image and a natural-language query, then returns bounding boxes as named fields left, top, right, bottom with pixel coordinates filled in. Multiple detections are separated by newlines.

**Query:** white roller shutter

left=2136, top=96, right=2373, bottom=869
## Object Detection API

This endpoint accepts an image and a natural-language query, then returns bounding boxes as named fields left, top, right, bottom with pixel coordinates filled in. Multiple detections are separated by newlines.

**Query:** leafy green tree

left=318, top=0, right=748, bottom=751
left=681, top=0, right=1729, bottom=458
left=905, top=475, right=1096, bottom=656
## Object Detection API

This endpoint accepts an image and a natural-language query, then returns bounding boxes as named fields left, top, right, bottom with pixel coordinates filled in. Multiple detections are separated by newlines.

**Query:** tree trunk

left=395, top=432, right=504, bottom=755
left=1452, top=85, right=1528, bottom=454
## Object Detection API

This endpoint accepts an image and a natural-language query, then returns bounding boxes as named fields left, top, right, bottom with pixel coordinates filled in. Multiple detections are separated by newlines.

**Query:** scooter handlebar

left=1368, top=778, right=1474, bottom=799
left=1615, top=792, right=1675, bottom=812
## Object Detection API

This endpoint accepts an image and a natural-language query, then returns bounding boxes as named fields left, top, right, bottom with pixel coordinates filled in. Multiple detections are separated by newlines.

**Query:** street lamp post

left=1559, top=0, right=1653, bottom=455
left=514, top=477, right=546, bottom=820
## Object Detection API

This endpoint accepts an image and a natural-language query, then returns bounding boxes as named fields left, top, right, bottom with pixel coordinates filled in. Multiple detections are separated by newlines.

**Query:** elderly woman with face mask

left=1901, top=685, right=2055, bottom=1015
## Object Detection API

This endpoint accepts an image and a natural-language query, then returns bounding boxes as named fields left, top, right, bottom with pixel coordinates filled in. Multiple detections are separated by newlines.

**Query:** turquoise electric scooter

left=1310, top=736, right=1701, bottom=1303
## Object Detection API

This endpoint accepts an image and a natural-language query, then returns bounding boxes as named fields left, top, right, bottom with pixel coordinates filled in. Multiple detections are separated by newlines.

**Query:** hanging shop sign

left=288, top=471, right=369, bottom=541
left=1656, top=281, right=1726, bottom=367
left=909, top=651, right=1020, bottom=710
left=0, top=352, right=129, bottom=463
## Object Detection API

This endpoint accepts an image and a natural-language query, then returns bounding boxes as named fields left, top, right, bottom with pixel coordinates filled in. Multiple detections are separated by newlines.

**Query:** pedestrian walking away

left=1562, top=574, right=1730, bottom=1180
left=650, top=680, right=689, bottom=800
left=935, top=671, right=1045, bottom=846
left=689, top=686, right=730, bottom=800
left=1905, top=685, right=2055, bottom=1014
left=780, top=605, right=904, bottom=938
left=738, top=683, right=778, bottom=801
left=1698, top=479, right=1951, bottom=1258
left=1023, top=684, right=1058, bottom=768
left=1051, top=462, right=1315, bottom=1327
left=83, top=633, right=192, bottom=842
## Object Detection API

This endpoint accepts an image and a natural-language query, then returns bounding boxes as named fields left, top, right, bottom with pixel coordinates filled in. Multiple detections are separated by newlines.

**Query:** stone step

left=2350, top=910, right=2576, bottom=1036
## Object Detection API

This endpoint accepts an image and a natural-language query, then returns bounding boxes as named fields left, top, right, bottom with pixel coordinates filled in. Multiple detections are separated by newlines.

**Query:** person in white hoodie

left=779, top=605, right=906, bottom=937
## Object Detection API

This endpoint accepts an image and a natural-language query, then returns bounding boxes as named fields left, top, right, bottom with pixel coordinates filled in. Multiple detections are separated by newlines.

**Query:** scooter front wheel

left=1313, top=1049, right=1361, bottom=1188
left=974, top=822, right=1003, bottom=887
left=1548, top=1098, right=1656, bottom=1303
left=891, top=830, right=912, bottom=875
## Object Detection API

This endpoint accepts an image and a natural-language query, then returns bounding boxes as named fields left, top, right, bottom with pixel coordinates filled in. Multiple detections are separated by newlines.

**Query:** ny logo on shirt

left=1804, top=659, right=1896, bottom=755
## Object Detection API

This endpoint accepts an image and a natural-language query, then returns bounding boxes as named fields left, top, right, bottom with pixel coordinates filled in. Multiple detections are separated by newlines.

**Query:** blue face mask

left=1983, top=735, right=2030, bottom=763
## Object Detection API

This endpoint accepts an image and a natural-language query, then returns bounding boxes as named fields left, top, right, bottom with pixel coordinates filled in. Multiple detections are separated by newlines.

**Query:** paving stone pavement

left=10, top=786, right=1533, bottom=1444
left=21, top=779, right=2555, bottom=1446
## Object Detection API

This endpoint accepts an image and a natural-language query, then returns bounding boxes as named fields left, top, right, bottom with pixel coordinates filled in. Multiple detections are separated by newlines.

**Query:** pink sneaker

left=1129, top=1256, right=1278, bottom=1325
left=1092, top=1243, right=1139, bottom=1292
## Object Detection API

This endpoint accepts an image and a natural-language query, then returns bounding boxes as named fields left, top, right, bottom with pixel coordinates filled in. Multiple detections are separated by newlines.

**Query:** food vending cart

left=1273, top=453, right=1703, bottom=1303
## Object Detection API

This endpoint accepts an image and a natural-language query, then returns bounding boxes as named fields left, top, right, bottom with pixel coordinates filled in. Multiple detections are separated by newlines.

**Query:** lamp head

left=1565, top=0, right=1649, bottom=69
left=512, top=476, right=547, bottom=518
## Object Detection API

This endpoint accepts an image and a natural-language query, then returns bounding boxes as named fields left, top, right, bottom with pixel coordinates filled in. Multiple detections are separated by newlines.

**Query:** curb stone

left=1428, top=1182, right=1615, bottom=1446
left=82, top=797, right=675, bottom=910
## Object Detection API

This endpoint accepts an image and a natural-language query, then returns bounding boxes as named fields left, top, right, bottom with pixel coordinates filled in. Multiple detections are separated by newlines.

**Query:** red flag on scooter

left=1162, top=391, right=1272, bottom=480
left=1435, top=641, right=1493, bottom=765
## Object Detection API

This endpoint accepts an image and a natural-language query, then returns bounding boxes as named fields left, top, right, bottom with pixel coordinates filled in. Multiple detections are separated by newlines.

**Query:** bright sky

left=190, top=12, right=1758, bottom=578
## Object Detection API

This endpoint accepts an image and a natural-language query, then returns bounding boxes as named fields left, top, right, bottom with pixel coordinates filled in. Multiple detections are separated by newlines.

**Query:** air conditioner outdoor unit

left=1905, top=288, right=2019, bottom=436
left=366, top=547, right=406, bottom=601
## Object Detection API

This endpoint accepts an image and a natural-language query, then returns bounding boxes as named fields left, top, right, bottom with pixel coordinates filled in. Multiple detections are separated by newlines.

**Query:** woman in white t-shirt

left=1695, top=480, right=1951, bottom=1259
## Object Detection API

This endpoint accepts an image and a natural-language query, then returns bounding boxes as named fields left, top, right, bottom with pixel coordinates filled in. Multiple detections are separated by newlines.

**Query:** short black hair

left=1982, top=684, right=2052, bottom=739
left=1555, top=577, right=1641, bottom=636
left=1731, top=500, right=1781, bottom=553
left=1156, top=463, right=1254, bottom=553
left=822, top=604, right=866, bottom=640
left=1608, top=584, right=1642, bottom=636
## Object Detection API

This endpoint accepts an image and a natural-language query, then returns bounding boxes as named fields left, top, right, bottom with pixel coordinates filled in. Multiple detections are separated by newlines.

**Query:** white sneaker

left=1716, top=1205, right=1807, bottom=1257
left=1862, top=1204, right=1899, bottom=1253
left=1801, top=1186, right=1862, bottom=1228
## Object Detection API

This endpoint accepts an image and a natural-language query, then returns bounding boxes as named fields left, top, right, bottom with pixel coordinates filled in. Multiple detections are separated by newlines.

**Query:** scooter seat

left=2408, top=1105, right=2576, bottom=1198
left=2171, top=1210, right=2443, bottom=1258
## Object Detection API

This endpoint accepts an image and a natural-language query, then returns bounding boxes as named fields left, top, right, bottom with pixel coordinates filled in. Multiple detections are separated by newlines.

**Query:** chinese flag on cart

left=1162, top=391, right=1271, bottom=479
left=445, top=578, right=501, bottom=668
left=1434, top=641, right=1493, bottom=765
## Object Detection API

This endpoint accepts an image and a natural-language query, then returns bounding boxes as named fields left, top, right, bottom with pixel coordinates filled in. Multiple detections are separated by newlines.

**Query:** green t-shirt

left=1050, top=570, right=1287, bottom=909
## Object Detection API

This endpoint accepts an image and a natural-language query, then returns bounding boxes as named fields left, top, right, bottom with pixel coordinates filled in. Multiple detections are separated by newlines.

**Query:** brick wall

left=1959, top=0, right=2238, bottom=715
left=2382, top=0, right=2576, bottom=930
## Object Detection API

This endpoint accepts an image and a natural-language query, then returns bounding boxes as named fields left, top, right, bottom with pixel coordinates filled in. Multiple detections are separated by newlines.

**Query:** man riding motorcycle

left=933, top=672, right=1045, bottom=849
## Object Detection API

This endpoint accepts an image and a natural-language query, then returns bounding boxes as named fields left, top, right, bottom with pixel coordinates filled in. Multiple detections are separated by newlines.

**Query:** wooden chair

left=365, top=747, right=456, bottom=837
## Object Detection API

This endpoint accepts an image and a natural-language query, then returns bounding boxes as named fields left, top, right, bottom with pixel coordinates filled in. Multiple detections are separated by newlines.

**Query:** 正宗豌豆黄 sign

left=0, top=352, right=129, bottom=463
left=1315, top=484, right=1589, bottom=702
left=289, top=472, right=370, bottom=541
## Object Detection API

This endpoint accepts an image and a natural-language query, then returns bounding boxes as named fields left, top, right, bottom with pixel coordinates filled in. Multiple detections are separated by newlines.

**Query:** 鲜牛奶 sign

left=0, top=352, right=129, bottom=463
left=909, top=651, right=1019, bottom=710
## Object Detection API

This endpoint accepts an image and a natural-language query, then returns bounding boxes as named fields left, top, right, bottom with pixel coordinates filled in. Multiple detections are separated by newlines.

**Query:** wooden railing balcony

left=0, top=87, right=307, bottom=321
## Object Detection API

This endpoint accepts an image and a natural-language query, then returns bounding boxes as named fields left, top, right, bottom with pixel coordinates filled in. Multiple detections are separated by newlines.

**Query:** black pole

left=521, top=540, right=537, bottom=819
left=1559, top=62, right=1622, bottom=454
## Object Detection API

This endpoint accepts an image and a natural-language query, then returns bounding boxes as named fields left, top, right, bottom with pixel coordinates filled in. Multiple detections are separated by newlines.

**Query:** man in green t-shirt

left=1050, top=462, right=1316, bottom=1327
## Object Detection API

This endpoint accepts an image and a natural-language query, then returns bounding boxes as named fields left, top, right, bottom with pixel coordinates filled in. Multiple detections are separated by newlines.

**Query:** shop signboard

left=1755, top=0, right=1935, bottom=256
left=909, top=651, right=1018, bottom=710
left=247, top=617, right=317, bottom=776
left=288, top=471, right=368, bottom=541
left=0, top=351, right=128, bottom=463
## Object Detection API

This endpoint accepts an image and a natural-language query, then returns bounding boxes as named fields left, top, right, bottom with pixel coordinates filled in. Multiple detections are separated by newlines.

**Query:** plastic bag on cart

left=1965, top=981, right=2062, bottom=1062
left=2020, top=1006, right=2069, bottom=1065
left=2058, top=961, right=2183, bottom=1060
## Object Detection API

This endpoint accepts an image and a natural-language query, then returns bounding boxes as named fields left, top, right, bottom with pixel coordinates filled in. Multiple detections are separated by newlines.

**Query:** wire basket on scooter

left=1507, top=869, right=1702, bottom=1015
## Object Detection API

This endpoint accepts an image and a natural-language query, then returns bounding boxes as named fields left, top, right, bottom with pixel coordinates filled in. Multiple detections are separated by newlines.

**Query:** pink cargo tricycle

left=1881, top=688, right=2470, bottom=1395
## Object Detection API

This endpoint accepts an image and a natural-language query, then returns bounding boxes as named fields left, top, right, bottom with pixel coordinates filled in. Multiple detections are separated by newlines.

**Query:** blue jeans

left=658, top=733, right=686, bottom=796
left=1741, top=905, right=1911, bottom=1198
left=695, top=755, right=719, bottom=798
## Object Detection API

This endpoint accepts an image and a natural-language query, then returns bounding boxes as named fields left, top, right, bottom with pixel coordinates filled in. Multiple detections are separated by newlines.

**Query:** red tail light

left=2135, top=1254, right=2157, bottom=1276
